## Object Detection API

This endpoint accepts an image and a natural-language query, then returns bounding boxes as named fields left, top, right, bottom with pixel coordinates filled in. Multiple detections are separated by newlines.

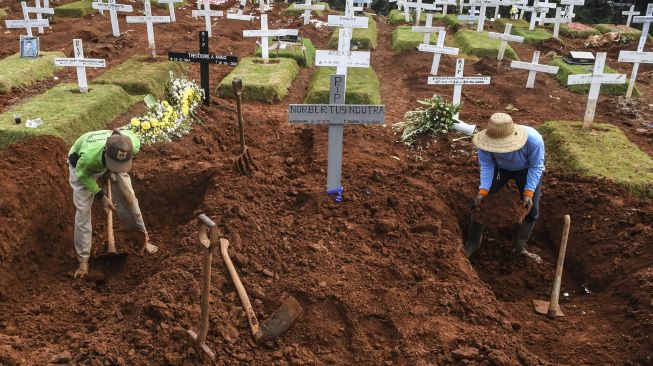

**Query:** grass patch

left=443, top=14, right=460, bottom=27
left=0, top=83, right=136, bottom=148
left=255, top=38, right=316, bottom=67
left=140, top=0, right=187, bottom=8
left=54, top=0, right=94, bottom=17
left=548, top=58, right=640, bottom=96
left=493, top=18, right=530, bottom=31
left=511, top=27, right=552, bottom=44
left=454, top=30, right=518, bottom=60
left=392, top=25, right=438, bottom=51
left=552, top=23, right=600, bottom=38
left=92, top=55, right=187, bottom=98
left=217, top=57, right=300, bottom=103
left=284, top=2, right=329, bottom=17
left=595, top=24, right=642, bottom=39
left=0, top=52, right=65, bottom=94
left=328, top=14, right=378, bottom=50
left=304, top=66, right=381, bottom=105
left=387, top=9, right=436, bottom=24
left=539, top=121, right=653, bottom=197
left=0, top=8, right=7, bottom=18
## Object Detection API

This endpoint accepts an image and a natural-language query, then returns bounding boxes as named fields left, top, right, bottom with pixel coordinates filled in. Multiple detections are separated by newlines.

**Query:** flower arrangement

left=393, top=94, right=461, bottom=146
left=125, top=72, right=205, bottom=145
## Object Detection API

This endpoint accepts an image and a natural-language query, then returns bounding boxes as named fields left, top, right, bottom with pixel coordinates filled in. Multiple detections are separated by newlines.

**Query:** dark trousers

left=487, top=168, right=541, bottom=223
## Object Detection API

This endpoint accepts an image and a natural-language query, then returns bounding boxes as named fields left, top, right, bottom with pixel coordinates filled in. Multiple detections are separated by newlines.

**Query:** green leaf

left=144, top=94, right=157, bottom=108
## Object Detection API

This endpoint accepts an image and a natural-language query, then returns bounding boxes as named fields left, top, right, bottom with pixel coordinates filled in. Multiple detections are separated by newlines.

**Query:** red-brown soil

left=0, top=2, right=652, bottom=366
left=472, top=188, right=529, bottom=228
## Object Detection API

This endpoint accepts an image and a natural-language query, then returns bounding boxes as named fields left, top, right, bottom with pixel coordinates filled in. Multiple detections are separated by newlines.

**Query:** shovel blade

left=254, top=296, right=303, bottom=344
left=533, top=299, right=564, bottom=317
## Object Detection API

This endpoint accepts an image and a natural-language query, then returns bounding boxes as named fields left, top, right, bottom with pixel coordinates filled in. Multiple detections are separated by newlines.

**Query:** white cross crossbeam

left=92, top=0, right=133, bottom=37
left=412, top=12, right=445, bottom=44
left=418, top=31, right=459, bottom=75
left=226, top=0, right=253, bottom=20
left=488, top=23, right=524, bottom=60
left=5, top=2, right=49, bottom=37
left=510, top=51, right=558, bottom=88
left=244, top=14, right=295, bottom=61
left=620, top=3, right=653, bottom=97
left=126, top=1, right=171, bottom=58
left=428, top=58, right=491, bottom=118
left=622, top=5, right=639, bottom=27
left=158, top=0, right=183, bottom=22
left=53, top=39, right=107, bottom=93
left=543, top=7, right=571, bottom=39
left=192, top=0, right=223, bottom=37
left=25, top=0, right=53, bottom=34
left=295, top=0, right=325, bottom=25
left=315, top=50, right=371, bottom=68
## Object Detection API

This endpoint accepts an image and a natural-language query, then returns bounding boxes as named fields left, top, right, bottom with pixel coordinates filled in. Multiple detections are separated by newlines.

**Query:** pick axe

left=534, top=215, right=571, bottom=318
left=220, top=238, right=303, bottom=344
left=232, top=77, right=258, bottom=175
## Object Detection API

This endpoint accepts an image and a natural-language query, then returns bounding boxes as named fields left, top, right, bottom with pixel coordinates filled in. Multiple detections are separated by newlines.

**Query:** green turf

left=548, top=58, right=640, bottom=96
left=284, top=2, right=329, bottom=17
left=387, top=9, right=436, bottom=24
left=0, top=52, right=65, bottom=94
left=539, top=121, right=653, bottom=197
left=493, top=18, right=530, bottom=31
left=0, top=8, right=7, bottom=18
left=595, top=24, right=642, bottom=39
left=304, top=67, right=381, bottom=105
left=454, top=30, right=518, bottom=60
left=255, top=38, right=316, bottom=67
left=217, top=57, right=300, bottom=103
left=92, top=55, right=187, bottom=98
left=328, top=14, right=378, bottom=50
left=54, top=0, right=94, bottom=17
left=391, top=25, right=438, bottom=51
left=443, top=14, right=460, bottom=27
left=140, top=0, right=187, bottom=8
left=0, top=83, right=136, bottom=148
left=511, top=27, right=552, bottom=44
left=552, top=23, right=600, bottom=38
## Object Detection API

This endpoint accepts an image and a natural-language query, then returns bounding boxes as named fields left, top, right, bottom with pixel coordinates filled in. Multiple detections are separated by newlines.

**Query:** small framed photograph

left=20, top=36, right=40, bottom=58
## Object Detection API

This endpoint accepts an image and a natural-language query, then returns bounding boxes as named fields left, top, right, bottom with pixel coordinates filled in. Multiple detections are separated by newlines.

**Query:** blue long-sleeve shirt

left=478, top=126, right=545, bottom=193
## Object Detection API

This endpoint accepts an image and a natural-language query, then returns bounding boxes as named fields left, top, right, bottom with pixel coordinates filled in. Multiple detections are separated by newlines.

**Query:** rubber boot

left=463, top=220, right=485, bottom=258
left=512, top=220, right=542, bottom=263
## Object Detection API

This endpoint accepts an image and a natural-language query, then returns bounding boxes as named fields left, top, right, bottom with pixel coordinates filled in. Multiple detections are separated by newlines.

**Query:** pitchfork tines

left=232, top=77, right=258, bottom=175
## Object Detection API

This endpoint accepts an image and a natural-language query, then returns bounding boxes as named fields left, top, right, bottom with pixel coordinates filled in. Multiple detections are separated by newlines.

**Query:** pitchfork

left=232, top=77, right=258, bottom=175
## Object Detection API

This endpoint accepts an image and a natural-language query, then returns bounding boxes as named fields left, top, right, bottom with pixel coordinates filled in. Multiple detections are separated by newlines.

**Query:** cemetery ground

left=0, top=1, right=652, bottom=365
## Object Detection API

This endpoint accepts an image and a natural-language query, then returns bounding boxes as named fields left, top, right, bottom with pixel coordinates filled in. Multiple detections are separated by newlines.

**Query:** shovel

left=94, top=177, right=128, bottom=262
left=220, top=238, right=302, bottom=344
left=232, top=77, right=258, bottom=175
left=533, top=214, right=571, bottom=318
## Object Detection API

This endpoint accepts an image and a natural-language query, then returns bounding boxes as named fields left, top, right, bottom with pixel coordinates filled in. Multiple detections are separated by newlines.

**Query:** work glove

left=523, top=195, right=533, bottom=212
left=473, top=194, right=485, bottom=208
left=101, top=196, right=116, bottom=212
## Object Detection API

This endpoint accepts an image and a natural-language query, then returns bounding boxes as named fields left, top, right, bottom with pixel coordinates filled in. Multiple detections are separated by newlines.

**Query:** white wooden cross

left=434, top=0, right=457, bottom=16
left=25, top=0, right=53, bottom=34
left=560, top=0, right=583, bottom=19
left=412, top=0, right=442, bottom=26
left=520, top=4, right=540, bottom=30
left=53, top=39, right=107, bottom=93
left=534, top=0, right=555, bottom=25
left=158, top=0, right=183, bottom=22
left=192, top=0, right=223, bottom=37
left=243, top=14, right=292, bottom=62
left=510, top=51, right=558, bottom=88
left=226, top=0, right=253, bottom=21
left=4, top=2, right=50, bottom=37
left=474, top=0, right=500, bottom=32
left=327, top=0, right=369, bottom=72
left=126, top=1, right=170, bottom=58
left=288, top=75, right=385, bottom=202
left=543, top=7, right=571, bottom=39
left=428, top=58, right=491, bottom=118
left=411, top=13, right=445, bottom=44
left=488, top=23, right=524, bottom=60
left=418, top=30, right=459, bottom=75
left=92, top=0, right=133, bottom=37
left=295, top=0, right=326, bottom=25
left=622, top=5, right=639, bottom=27
left=567, top=52, right=625, bottom=127
left=458, top=2, right=482, bottom=28
left=620, top=3, right=653, bottom=98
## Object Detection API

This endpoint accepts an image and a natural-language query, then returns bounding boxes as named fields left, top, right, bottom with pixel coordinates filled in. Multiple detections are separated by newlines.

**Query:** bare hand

left=102, top=196, right=116, bottom=212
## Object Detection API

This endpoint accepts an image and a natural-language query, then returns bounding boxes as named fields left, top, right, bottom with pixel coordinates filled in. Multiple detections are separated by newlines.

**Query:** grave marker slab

left=92, top=0, right=133, bottom=37
left=510, top=51, right=558, bottom=88
left=428, top=58, right=490, bottom=118
left=567, top=52, right=625, bottom=127
left=620, top=3, right=653, bottom=98
left=192, top=0, right=223, bottom=37
left=5, top=2, right=49, bottom=37
left=417, top=31, right=459, bottom=75
left=158, top=0, right=183, bottom=22
left=488, top=23, right=524, bottom=60
left=126, top=1, right=170, bottom=58
left=53, top=39, right=107, bottom=93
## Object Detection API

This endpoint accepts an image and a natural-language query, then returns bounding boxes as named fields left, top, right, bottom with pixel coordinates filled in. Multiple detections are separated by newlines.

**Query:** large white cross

left=295, top=0, right=326, bottom=25
left=53, top=39, right=107, bottom=93
left=243, top=14, right=292, bottom=62
left=543, top=7, right=571, bottom=39
left=126, top=2, right=170, bottom=58
left=411, top=0, right=442, bottom=26
left=327, top=0, right=369, bottom=74
left=535, top=0, right=555, bottom=26
left=567, top=52, right=626, bottom=127
left=411, top=13, right=445, bottom=44
left=192, top=0, right=223, bottom=37
left=25, top=0, right=53, bottom=34
left=620, top=3, right=653, bottom=98
left=428, top=58, right=491, bottom=119
left=92, top=0, right=133, bottom=37
left=560, top=0, right=583, bottom=19
left=418, top=30, right=459, bottom=75
left=226, top=0, right=253, bottom=21
left=4, top=2, right=50, bottom=37
left=488, top=23, right=524, bottom=60
left=158, top=0, right=183, bottom=22
left=510, top=51, right=559, bottom=88
left=622, top=5, right=639, bottom=27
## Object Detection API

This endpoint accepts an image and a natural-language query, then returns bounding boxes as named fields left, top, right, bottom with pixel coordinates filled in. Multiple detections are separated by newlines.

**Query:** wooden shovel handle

left=220, top=238, right=261, bottom=337
left=548, top=215, right=571, bottom=318
left=106, top=179, right=116, bottom=253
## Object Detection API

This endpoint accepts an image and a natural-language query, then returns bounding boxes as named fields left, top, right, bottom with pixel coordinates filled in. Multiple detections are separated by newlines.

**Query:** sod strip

left=551, top=23, right=600, bottom=38
left=392, top=25, right=438, bottom=51
left=54, top=0, right=95, bottom=17
left=511, top=27, right=552, bottom=44
left=443, top=14, right=460, bottom=27
left=595, top=24, right=642, bottom=39
left=328, top=13, right=378, bottom=50
left=387, top=9, right=435, bottom=25
left=93, top=55, right=187, bottom=98
left=454, top=30, right=518, bottom=60
left=548, top=58, right=640, bottom=96
left=0, top=52, right=65, bottom=94
left=284, top=2, right=329, bottom=17
left=217, top=57, right=300, bottom=103
left=539, top=121, right=653, bottom=197
left=0, top=8, right=7, bottom=18
left=493, top=18, right=530, bottom=31
left=139, top=0, right=187, bottom=8
left=0, top=83, right=136, bottom=148
left=255, top=39, right=316, bottom=67
left=304, top=66, right=381, bottom=105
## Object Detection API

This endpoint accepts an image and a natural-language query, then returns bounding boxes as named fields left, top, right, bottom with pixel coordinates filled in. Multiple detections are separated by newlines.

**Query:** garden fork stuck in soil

left=232, top=77, right=258, bottom=175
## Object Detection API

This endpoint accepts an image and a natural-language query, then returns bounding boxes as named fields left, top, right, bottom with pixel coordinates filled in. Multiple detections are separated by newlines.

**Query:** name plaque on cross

left=315, top=50, right=370, bottom=67
left=53, top=39, right=107, bottom=93
left=327, top=15, right=369, bottom=28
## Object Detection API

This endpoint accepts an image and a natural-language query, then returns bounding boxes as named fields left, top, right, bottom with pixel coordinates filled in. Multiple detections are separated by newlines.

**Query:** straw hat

left=473, top=113, right=528, bottom=153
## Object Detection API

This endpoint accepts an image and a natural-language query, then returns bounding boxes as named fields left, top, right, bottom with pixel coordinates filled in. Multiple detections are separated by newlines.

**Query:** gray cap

left=105, top=130, right=133, bottom=173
